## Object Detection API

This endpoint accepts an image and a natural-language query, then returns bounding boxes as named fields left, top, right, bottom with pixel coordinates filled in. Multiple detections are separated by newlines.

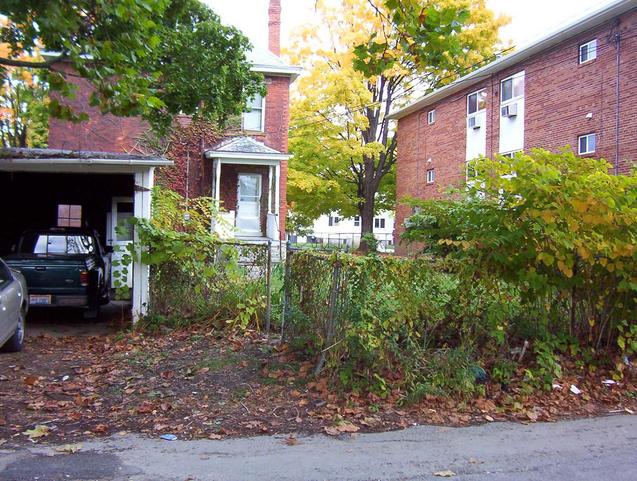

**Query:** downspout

left=614, top=29, right=621, bottom=176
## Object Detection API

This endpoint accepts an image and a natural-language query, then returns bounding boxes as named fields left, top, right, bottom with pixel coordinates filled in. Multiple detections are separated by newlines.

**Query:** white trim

left=204, top=151, right=290, bottom=162
left=426, top=168, right=435, bottom=184
left=427, top=110, right=436, bottom=125
left=251, top=64, right=302, bottom=81
left=242, top=93, right=266, bottom=132
left=388, top=0, right=635, bottom=120
left=132, top=168, right=154, bottom=323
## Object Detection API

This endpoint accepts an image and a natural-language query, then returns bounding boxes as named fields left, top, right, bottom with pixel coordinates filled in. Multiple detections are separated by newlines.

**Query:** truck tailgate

left=4, top=256, right=88, bottom=296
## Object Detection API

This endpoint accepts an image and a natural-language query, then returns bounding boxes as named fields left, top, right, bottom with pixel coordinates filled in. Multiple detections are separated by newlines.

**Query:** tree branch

left=0, top=55, right=65, bottom=69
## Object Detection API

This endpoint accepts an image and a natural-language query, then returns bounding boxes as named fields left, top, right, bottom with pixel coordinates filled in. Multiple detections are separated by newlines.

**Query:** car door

left=0, top=260, right=20, bottom=345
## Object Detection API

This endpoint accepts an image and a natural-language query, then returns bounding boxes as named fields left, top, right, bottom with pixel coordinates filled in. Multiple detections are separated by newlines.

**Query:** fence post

left=265, top=240, right=272, bottom=333
left=280, top=240, right=292, bottom=342
left=314, top=259, right=342, bottom=376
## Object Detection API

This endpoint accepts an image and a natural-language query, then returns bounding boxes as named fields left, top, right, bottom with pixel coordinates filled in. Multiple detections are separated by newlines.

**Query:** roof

left=389, top=0, right=636, bottom=120
left=0, top=148, right=172, bottom=173
left=248, top=47, right=302, bottom=80
left=204, top=136, right=291, bottom=162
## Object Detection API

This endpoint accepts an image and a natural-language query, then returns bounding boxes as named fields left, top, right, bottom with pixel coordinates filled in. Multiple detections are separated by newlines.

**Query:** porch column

left=268, top=165, right=275, bottom=214
left=132, top=167, right=154, bottom=323
left=211, top=159, right=222, bottom=234
left=275, top=162, right=281, bottom=233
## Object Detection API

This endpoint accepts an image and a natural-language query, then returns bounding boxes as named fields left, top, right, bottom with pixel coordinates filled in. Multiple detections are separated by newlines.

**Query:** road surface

left=0, top=415, right=635, bottom=481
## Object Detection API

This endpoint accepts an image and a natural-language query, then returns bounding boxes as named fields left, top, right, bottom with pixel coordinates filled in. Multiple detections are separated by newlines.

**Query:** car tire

left=1, top=310, right=25, bottom=353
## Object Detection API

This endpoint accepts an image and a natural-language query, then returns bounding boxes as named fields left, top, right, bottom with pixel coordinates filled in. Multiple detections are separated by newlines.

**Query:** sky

left=204, top=0, right=618, bottom=52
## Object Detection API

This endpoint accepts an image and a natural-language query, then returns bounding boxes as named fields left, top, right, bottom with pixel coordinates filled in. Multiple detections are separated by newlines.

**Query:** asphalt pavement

left=1, top=414, right=635, bottom=481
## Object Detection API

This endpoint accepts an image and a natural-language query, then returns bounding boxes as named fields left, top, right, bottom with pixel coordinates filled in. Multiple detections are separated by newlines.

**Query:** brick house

left=48, top=0, right=300, bottom=244
left=390, top=0, right=637, bottom=255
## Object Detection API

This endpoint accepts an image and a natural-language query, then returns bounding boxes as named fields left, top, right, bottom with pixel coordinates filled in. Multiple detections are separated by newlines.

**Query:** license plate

left=29, top=295, right=52, bottom=305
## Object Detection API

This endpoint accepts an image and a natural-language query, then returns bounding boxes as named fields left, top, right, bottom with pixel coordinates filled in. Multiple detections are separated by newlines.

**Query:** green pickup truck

left=4, top=228, right=112, bottom=318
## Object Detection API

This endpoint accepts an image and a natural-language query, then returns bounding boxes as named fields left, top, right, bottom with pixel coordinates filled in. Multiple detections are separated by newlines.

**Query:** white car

left=0, top=258, right=27, bottom=352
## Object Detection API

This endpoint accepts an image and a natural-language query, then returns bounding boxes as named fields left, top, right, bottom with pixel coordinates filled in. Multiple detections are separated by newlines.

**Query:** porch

left=205, top=137, right=290, bottom=242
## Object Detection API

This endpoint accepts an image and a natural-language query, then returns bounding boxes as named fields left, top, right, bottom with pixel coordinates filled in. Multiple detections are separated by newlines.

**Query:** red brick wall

left=395, top=8, right=637, bottom=255
left=48, top=63, right=147, bottom=153
left=268, top=0, right=281, bottom=56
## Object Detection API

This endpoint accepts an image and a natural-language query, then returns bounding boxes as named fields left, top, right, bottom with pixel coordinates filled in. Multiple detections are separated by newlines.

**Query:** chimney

left=268, top=0, right=281, bottom=56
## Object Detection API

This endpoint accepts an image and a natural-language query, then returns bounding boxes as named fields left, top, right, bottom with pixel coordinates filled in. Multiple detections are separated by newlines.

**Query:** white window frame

left=467, top=88, right=487, bottom=116
left=579, top=39, right=597, bottom=65
left=500, top=72, right=525, bottom=105
left=242, top=93, right=266, bottom=132
left=427, top=109, right=436, bottom=125
left=374, top=218, right=386, bottom=229
left=353, top=216, right=360, bottom=227
left=578, top=133, right=596, bottom=155
left=500, top=150, right=521, bottom=159
left=328, top=216, right=340, bottom=227
left=426, top=168, right=435, bottom=184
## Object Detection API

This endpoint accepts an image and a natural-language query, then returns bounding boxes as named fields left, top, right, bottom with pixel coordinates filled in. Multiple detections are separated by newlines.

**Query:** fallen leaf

left=54, top=443, right=82, bottom=454
left=208, top=434, right=223, bottom=440
left=433, top=470, right=456, bottom=477
left=283, top=434, right=298, bottom=446
left=23, top=375, right=38, bottom=386
left=484, top=415, right=494, bottom=422
left=23, top=425, right=50, bottom=440
left=93, top=424, right=109, bottom=434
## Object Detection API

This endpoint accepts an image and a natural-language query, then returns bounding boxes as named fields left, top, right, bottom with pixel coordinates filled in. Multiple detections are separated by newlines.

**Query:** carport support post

left=132, top=168, right=154, bottom=323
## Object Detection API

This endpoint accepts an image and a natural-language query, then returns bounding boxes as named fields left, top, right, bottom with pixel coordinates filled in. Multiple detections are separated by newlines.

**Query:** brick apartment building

left=47, top=0, right=300, bottom=243
left=390, top=0, right=637, bottom=255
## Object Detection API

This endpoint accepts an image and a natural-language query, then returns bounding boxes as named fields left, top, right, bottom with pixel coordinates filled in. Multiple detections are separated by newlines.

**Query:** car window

left=20, top=234, right=95, bottom=255
left=0, top=261, right=12, bottom=287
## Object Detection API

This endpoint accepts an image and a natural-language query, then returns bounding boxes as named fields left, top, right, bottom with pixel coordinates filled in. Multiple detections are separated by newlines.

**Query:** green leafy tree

left=403, top=149, right=637, bottom=345
left=288, top=0, right=506, bottom=249
left=0, top=0, right=264, bottom=132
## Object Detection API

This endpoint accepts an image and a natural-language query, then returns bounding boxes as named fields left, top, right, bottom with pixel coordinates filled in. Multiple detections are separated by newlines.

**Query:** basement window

left=579, top=39, right=597, bottom=64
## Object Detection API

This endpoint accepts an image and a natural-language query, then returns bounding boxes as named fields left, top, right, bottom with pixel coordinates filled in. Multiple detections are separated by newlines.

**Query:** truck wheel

left=1, top=310, right=25, bottom=353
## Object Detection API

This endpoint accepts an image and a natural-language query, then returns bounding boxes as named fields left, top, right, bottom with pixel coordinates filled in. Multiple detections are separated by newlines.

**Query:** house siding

left=395, top=7, right=637, bottom=255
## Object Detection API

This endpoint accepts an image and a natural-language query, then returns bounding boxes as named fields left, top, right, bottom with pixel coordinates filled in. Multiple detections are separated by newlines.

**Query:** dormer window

left=243, top=93, right=265, bottom=131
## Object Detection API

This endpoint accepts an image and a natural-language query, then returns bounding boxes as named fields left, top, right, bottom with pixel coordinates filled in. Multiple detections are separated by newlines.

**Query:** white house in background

left=292, top=211, right=395, bottom=251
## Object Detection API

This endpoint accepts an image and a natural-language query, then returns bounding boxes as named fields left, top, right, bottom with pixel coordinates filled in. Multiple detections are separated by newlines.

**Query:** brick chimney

left=268, top=0, right=281, bottom=56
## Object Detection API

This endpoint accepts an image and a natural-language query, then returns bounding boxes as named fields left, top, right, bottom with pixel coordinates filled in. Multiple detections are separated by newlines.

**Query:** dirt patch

left=0, top=327, right=635, bottom=447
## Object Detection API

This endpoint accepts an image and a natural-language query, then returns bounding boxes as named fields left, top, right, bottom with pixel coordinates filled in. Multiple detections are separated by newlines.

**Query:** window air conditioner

left=468, top=116, right=482, bottom=129
left=501, top=104, right=518, bottom=118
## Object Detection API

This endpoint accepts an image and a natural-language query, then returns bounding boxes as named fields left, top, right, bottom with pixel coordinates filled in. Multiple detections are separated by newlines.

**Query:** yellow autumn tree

left=287, top=0, right=508, bottom=247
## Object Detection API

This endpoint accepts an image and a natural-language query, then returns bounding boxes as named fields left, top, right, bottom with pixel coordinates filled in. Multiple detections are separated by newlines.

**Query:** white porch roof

left=204, top=137, right=291, bottom=163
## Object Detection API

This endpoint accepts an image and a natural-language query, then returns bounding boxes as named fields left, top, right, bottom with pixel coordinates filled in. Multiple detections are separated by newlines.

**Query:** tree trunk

left=358, top=190, right=376, bottom=253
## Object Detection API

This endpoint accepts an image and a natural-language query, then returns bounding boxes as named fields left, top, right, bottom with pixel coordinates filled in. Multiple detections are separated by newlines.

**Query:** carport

left=0, top=148, right=171, bottom=322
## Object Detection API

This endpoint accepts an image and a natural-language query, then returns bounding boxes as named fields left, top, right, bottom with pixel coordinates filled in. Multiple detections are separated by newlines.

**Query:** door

left=236, top=174, right=262, bottom=236
left=109, top=197, right=134, bottom=290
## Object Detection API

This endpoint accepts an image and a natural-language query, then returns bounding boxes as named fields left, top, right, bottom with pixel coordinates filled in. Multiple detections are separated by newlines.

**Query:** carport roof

left=0, top=148, right=172, bottom=173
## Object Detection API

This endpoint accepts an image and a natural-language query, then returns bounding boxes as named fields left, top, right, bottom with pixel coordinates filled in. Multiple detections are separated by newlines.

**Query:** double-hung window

left=353, top=216, right=360, bottom=227
left=328, top=216, right=340, bottom=227
left=426, top=168, right=435, bottom=184
left=374, top=218, right=386, bottom=229
left=243, top=93, right=265, bottom=131
left=579, top=40, right=597, bottom=64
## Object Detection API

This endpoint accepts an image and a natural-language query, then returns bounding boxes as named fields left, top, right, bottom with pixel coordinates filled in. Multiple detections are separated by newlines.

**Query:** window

left=328, top=216, right=341, bottom=227
left=57, top=204, right=82, bottom=228
left=426, top=168, right=435, bottom=184
left=500, top=74, right=524, bottom=103
left=353, top=216, right=360, bottom=227
left=242, top=93, right=264, bottom=131
left=579, top=40, right=597, bottom=64
left=374, top=218, right=386, bottom=229
left=20, top=234, right=95, bottom=255
left=500, top=150, right=521, bottom=159
left=427, top=109, right=436, bottom=124
left=467, top=89, right=487, bottom=115
left=578, top=133, right=596, bottom=155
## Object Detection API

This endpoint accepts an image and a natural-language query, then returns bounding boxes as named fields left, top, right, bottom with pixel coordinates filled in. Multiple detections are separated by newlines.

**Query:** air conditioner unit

left=501, top=104, right=518, bottom=118
left=468, top=116, right=482, bottom=130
